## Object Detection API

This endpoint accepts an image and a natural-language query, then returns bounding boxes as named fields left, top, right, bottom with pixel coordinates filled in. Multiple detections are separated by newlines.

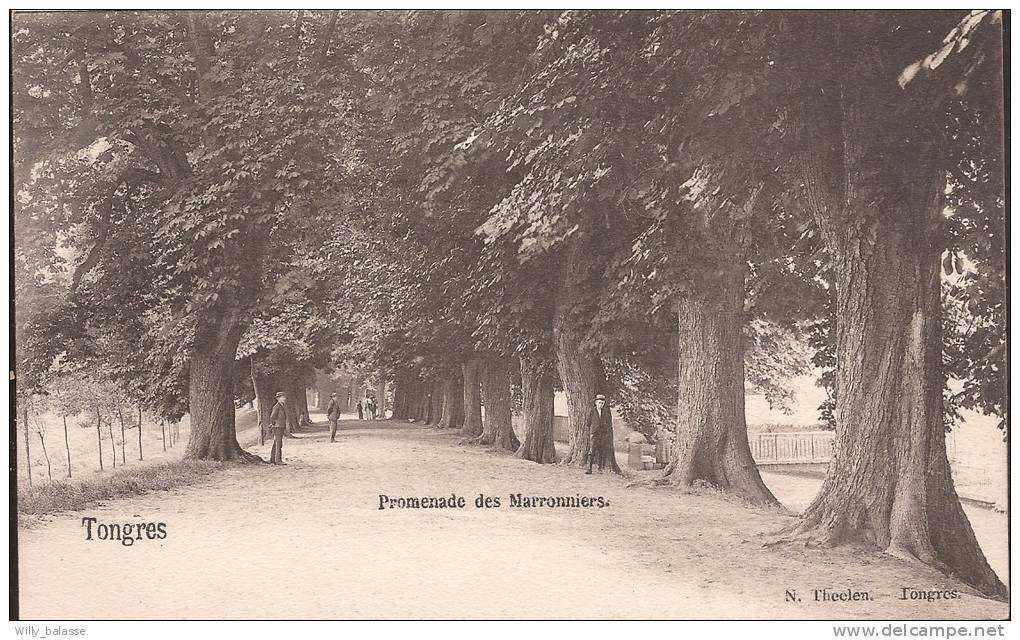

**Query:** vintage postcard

left=11, top=9, right=1009, bottom=625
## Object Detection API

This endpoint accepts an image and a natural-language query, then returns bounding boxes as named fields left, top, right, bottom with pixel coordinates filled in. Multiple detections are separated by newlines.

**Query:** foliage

left=13, top=10, right=1005, bottom=450
left=14, top=10, right=371, bottom=420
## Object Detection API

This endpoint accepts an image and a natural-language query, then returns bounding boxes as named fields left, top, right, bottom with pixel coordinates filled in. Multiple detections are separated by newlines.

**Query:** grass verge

left=17, top=460, right=226, bottom=518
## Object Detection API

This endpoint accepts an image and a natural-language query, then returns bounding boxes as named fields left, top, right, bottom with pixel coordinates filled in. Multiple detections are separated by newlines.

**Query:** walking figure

left=357, top=396, right=364, bottom=420
left=269, top=391, right=289, bottom=465
left=326, top=392, right=341, bottom=443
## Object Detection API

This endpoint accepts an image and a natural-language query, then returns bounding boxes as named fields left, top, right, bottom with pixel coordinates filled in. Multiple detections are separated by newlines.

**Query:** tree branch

left=186, top=12, right=216, bottom=101
left=317, top=10, right=339, bottom=64
left=294, top=10, right=305, bottom=50
left=71, top=195, right=113, bottom=292
left=74, top=44, right=94, bottom=116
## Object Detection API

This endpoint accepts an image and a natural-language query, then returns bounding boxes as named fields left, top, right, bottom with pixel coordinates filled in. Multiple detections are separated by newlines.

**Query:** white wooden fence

left=749, top=431, right=834, bottom=464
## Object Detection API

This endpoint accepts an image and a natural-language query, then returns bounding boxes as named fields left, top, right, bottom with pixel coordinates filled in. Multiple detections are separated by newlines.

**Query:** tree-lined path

left=18, top=415, right=1007, bottom=620
left=14, top=10, right=1007, bottom=615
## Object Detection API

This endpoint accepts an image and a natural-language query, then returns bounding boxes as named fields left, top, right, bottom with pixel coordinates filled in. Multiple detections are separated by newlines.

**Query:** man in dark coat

left=585, top=393, right=614, bottom=474
left=269, top=391, right=290, bottom=464
left=326, top=392, right=341, bottom=443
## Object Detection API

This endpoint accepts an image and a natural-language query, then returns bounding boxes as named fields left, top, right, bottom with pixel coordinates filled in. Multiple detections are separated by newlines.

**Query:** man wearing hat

left=326, top=392, right=341, bottom=443
left=585, top=393, right=614, bottom=474
left=269, top=391, right=289, bottom=464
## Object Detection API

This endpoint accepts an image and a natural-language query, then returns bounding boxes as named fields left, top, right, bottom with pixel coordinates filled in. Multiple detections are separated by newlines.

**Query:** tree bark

left=480, top=355, right=518, bottom=451
left=63, top=415, right=72, bottom=478
left=314, top=369, right=333, bottom=411
left=437, top=374, right=464, bottom=430
left=391, top=374, right=409, bottom=420
left=185, top=12, right=216, bottom=100
left=787, top=222, right=1006, bottom=598
left=416, top=379, right=432, bottom=422
left=184, top=304, right=261, bottom=462
left=426, top=380, right=445, bottom=425
left=407, top=378, right=421, bottom=421
left=161, top=421, right=166, bottom=453
left=516, top=357, right=557, bottom=464
left=375, top=375, right=387, bottom=419
left=285, top=364, right=311, bottom=426
left=282, top=371, right=304, bottom=433
left=786, top=29, right=1008, bottom=597
left=663, top=259, right=776, bottom=504
left=317, top=10, right=339, bottom=64
left=460, top=357, right=484, bottom=437
left=137, top=407, right=143, bottom=461
left=252, top=368, right=275, bottom=445
left=552, top=237, right=608, bottom=466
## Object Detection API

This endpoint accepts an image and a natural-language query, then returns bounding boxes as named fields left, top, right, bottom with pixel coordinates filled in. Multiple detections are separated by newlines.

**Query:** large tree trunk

left=375, top=375, right=387, bottom=419
left=786, top=26, right=1008, bottom=597
left=426, top=379, right=445, bottom=426
left=788, top=223, right=1006, bottom=598
left=184, top=305, right=261, bottom=462
left=288, top=365, right=311, bottom=426
left=516, top=357, right=557, bottom=464
left=479, top=355, right=518, bottom=451
left=276, top=364, right=305, bottom=433
left=391, top=373, right=409, bottom=420
left=314, top=369, right=333, bottom=411
left=339, top=377, right=353, bottom=412
left=460, top=357, right=484, bottom=437
left=552, top=237, right=608, bottom=466
left=422, top=383, right=438, bottom=422
left=437, top=374, right=464, bottom=430
left=412, top=379, right=427, bottom=422
left=408, top=379, right=424, bottom=426
left=663, top=258, right=776, bottom=505
left=409, top=377, right=423, bottom=421
left=251, top=361, right=276, bottom=445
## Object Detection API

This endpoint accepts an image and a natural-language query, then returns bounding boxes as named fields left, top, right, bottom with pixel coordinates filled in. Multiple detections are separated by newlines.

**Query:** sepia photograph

left=10, top=9, right=1009, bottom=624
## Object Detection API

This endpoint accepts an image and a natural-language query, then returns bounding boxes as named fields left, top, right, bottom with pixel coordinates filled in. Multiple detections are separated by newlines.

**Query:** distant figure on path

left=326, top=392, right=341, bottom=443
left=357, top=396, right=364, bottom=420
left=585, top=394, right=614, bottom=474
left=368, top=396, right=377, bottom=420
left=269, top=392, right=289, bottom=465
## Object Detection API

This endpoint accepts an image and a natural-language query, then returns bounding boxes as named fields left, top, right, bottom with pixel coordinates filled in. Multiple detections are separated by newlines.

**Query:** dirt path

left=17, top=417, right=1009, bottom=620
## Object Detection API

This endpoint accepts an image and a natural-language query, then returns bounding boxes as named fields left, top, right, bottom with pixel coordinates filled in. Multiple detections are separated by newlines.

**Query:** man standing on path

left=326, top=392, right=341, bottom=443
left=585, top=394, right=613, bottom=474
left=269, top=391, right=289, bottom=464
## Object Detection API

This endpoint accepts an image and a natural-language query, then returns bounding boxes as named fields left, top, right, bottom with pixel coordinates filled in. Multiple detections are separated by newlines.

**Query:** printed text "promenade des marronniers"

left=378, top=493, right=610, bottom=510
